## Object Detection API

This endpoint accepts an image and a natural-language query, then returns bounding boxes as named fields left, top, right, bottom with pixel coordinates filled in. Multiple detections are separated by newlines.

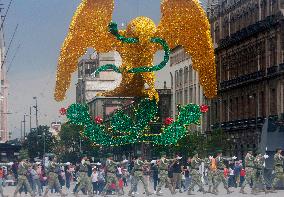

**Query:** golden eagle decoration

left=54, top=0, right=217, bottom=102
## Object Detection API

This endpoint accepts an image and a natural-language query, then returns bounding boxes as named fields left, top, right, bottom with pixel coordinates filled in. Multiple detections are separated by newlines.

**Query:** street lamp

left=33, top=97, right=39, bottom=129
left=23, top=114, right=30, bottom=138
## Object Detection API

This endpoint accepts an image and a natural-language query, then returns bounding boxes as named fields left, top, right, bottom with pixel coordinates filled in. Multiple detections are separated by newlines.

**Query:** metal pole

left=43, top=132, right=46, bottom=155
left=23, top=115, right=26, bottom=138
left=29, top=106, right=32, bottom=132
left=20, top=121, right=23, bottom=140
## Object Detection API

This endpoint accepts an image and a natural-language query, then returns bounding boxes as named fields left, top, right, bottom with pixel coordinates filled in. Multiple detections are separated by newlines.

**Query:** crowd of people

left=0, top=148, right=283, bottom=197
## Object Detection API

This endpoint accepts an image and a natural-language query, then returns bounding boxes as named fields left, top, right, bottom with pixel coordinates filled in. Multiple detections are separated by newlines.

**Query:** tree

left=53, top=123, right=100, bottom=163
left=23, top=125, right=56, bottom=159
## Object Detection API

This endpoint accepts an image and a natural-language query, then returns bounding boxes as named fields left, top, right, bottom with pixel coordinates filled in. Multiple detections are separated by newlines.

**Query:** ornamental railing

left=220, top=70, right=265, bottom=90
left=211, top=117, right=265, bottom=131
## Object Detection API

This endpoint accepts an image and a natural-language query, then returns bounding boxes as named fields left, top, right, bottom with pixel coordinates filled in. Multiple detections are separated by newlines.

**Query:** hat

left=247, top=148, right=253, bottom=153
left=255, top=150, right=262, bottom=155
left=106, top=153, right=113, bottom=158
left=193, top=151, right=198, bottom=155
left=160, top=152, right=167, bottom=157
left=136, top=152, right=142, bottom=157
left=276, top=147, right=283, bottom=152
left=216, top=149, right=223, bottom=153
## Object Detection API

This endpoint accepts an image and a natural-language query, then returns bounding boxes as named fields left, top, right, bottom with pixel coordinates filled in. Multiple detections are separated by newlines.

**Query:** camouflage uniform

left=0, top=185, right=6, bottom=197
left=204, top=157, right=216, bottom=193
left=240, top=154, right=257, bottom=194
left=214, top=156, right=232, bottom=194
left=44, top=161, right=66, bottom=197
left=128, top=159, right=151, bottom=196
left=102, top=159, right=121, bottom=196
left=75, top=160, right=93, bottom=197
left=254, top=154, right=268, bottom=193
left=13, top=161, right=35, bottom=197
left=271, top=153, right=284, bottom=190
left=187, top=155, right=205, bottom=195
left=156, top=158, right=174, bottom=195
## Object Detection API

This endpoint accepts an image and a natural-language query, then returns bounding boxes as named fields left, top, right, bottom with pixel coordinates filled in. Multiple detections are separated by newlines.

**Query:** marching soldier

left=128, top=153, right=152, bottom=196
left=101, top=153, right=123, bottom=196
left=205, top=152, right=217, bottom=194
left=271, top=147, right=284, bottom=192
left=0, top=164, right=7, bottom=197
left=0, top=182, right=7, bottom=197
left=187, top=151, right=206, bottom=195
left=13, top=158, right=35, bottom=197
left=156, top=152, right=174, bottom=195
left=254, top=151, right=269, bottom=194
left=214, top=149, right=234, bottom=195
left=240, top=149, right=257, bottom=195
left=43, top=156, right=67, bottom=197
left=74, top=155, right=93, bottom=197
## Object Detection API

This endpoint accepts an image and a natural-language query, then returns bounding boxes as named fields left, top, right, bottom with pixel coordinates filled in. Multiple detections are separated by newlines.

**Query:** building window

left=270, top=88, right=277, bottom=115
left=184, top=88, right=188, bottom=104
left=179, top=69, right=183, bottom=86
left=184, top=67, right=188, bottom=84
left=260, top=91, right=266, bottom=117
left=175, top=71, right=178, bottom=87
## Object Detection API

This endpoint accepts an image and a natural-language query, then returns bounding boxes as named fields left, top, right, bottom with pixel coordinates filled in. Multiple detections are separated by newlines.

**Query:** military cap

left=216, top=149, right=223, bottom=153
left=136, top=152, right=142, bottom=157
left=193, top=151, right=198, bottom=155
left=160, top=152, right=167, bottom=157
left=255, top=150, right=261, bottom=155
left=106, top=153, right=113, bottom=158
left=247, top=148, right=253, bottom=152
left=276, top=147, right=283, bottom=152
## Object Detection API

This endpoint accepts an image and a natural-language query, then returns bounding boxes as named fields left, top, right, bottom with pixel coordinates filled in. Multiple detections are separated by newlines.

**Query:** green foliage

left=151, top=129, right=230, bottom=158
left=53, top=123, right=100, bottom=163
left=23, top=125, right=56, bottom=159
left=19, top=148, right=29, bottom=160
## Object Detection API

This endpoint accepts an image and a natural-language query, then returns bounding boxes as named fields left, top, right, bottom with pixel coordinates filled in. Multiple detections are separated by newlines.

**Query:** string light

left=66, top=98, right=204, bottom=146
left=54, top=0, right=217, bottom=101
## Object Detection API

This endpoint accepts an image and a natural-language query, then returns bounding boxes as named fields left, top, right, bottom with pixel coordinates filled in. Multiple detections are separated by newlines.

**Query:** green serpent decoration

left=67, top=98, right=203, bottom=146
left=94, top=22, right=170, bottom=76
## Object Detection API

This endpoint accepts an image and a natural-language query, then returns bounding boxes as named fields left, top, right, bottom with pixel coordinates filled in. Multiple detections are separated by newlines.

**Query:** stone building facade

left=170, top=46, right=207, bottom=132
left=76, top=52, right=122, bottom=104
left=208, top=0, right=284, bottom=157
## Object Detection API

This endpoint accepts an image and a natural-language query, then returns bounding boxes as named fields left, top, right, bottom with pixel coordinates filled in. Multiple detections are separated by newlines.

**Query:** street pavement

left=3, top=184, right=284, bottom=197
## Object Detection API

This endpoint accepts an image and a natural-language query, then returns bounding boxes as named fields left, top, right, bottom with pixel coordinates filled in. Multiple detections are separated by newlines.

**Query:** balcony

left=212, top=117, right=265, bottom=131
left=220, top=70, right=265, bottom=90
left=267, top=65, right=278, bottom=76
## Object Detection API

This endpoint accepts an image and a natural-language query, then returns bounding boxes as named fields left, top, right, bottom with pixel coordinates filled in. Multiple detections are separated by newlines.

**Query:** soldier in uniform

left=187, top=151, right=206, bottom=195
left=43, top=156, right=67, bottom=197
left=74, top=155, right=93, bottom=197
left=13, top=158, right=35, bottom=197
left=101, top=153, right=122, bottom=196
left=271, top=148, right=284, bottom=192
left=240, top=149, right=257, bottom=194
left=214, top=149, right=234, bottom=195
left=128, top=153, right=152, bottom=196
left=254, top=151, right=269, bottom=194
left=156, top=152, right=174, bottom=195
left=0, top=164, right=7, bottom=197
left=205, top=152, right=217, bottom=194
left=0, top=181, right=7, bottom=197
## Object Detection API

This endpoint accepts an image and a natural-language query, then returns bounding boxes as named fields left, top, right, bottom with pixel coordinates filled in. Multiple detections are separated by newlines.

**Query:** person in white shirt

left=91, top=168, right=99, bottom=194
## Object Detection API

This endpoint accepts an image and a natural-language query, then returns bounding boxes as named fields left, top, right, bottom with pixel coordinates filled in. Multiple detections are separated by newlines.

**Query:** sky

left=3, top=0, right=207, bottom=139
left=3, top=0, right=163, bottom=139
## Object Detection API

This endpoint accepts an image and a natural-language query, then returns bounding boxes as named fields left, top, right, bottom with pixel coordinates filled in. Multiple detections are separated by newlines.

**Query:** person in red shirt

left=240, top=168, right=246, bottom=187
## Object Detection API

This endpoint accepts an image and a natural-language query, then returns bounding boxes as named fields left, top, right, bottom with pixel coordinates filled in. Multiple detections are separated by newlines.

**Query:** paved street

left=3, top=184, right=284, bottom=197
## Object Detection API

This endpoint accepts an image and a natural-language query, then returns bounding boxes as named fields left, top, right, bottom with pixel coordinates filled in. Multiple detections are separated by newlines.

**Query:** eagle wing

left=55, top=0, right=117, bottom=101
left=156, top=0, right=217, bottom=98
